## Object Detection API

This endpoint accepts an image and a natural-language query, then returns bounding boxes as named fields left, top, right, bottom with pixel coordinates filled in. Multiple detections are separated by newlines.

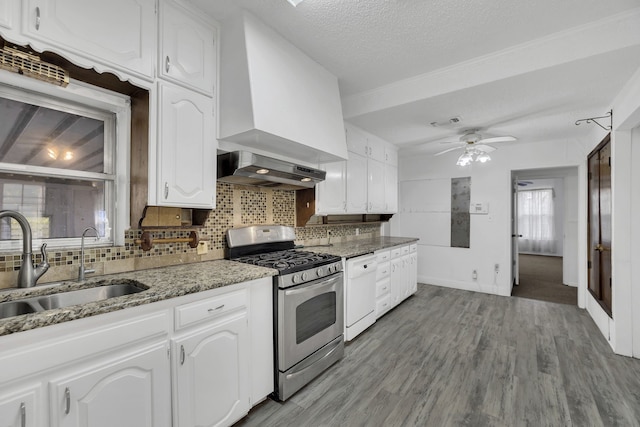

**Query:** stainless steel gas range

left=226, top=225, right=344, bottom=401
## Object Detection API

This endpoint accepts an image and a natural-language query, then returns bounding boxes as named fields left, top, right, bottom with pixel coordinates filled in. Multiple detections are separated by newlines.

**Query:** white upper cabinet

left=346, top=151, right=368, bottom=213
left=22, top=0, right=156, bottom=82
left=219, top=11, right=347, bottom=164
left=316, top=161, right=347, bottom=214
left=159, top=0, right=216, bottom=95
left=0, top=0, right=20, bottom=41
left=157, top=81, right=216, bottom=208
left=384, top=163, right=398, bottom=213
left=367, top=158, right=385, bottom=212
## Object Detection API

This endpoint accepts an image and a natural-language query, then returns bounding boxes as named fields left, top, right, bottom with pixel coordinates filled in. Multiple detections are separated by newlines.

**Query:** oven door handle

left=284, top=273, right=342, bottom=297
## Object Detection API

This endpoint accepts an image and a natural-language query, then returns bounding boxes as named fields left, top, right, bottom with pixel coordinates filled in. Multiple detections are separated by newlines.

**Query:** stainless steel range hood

left=217, top=151, right=325, bottom=190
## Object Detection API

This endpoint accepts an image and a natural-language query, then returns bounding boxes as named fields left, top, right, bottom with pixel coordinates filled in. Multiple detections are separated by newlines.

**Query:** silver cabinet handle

left=180, top=345, right=185, bottom=365
left=20, top=402, right=26, bottom=427
left=164, top=182, right=169, bottom=199
left=207, top=304, right=224, bottom=313
left=35, top=7, right=40, bottom=30
left=165, top=56, right=171, bottom=73
left=64, top=387, right=71, bottom=415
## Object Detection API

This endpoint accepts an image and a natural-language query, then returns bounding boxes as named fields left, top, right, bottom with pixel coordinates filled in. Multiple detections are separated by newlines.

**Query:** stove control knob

left=329, top=264, right=336, bottom=274
left=317, top=268, right=324, bottom=277
left=292, top=274, right=301, bottom=284
left=302, top=272, right=309, bottom=281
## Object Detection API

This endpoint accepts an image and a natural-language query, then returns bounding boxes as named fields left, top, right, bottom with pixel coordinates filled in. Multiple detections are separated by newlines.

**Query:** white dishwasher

left=344, top=253, right=378, bottom=341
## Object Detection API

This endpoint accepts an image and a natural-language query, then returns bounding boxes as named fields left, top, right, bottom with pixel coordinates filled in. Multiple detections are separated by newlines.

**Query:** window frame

left=0, top=71, right=130, bottom=251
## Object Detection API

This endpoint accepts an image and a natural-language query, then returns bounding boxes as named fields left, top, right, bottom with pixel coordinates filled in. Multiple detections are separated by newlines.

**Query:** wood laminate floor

left=235, top=284, right=640, bottom=427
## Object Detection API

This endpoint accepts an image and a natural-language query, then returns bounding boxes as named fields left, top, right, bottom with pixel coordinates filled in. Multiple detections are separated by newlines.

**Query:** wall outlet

left=197, top=241, right=208, bottom=255
left=472, top=269, right=477, bottom=280
left=355, top=228, right=360, bottom=236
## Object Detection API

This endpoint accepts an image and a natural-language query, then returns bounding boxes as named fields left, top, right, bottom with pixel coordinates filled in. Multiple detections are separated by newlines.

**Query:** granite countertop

left=301, top=236, right=418, bottom=259
left=0, top=260, right=277, bottom=336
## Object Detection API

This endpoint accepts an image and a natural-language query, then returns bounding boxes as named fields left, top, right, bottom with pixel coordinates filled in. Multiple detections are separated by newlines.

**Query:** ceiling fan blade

left=434, top=146, right=464, bottom=156
left=474, top=144, right=496, bottom=153
left=478, top=136, right=516, bottom=144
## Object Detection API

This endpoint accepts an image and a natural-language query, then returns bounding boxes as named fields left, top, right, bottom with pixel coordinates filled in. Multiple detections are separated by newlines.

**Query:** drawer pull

left=20, top=402, right=26, bottom=427
left=180, top=345, right=185, bottom=365
left=208, top=304, right=225, bottom=313
left=35, top=7, right=40, bottom=30
left=64, top=387, right=70, bottom=415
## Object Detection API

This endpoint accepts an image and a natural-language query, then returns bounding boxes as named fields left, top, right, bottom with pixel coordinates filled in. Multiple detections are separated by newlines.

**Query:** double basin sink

left=0, top=282, right=147, bottom=320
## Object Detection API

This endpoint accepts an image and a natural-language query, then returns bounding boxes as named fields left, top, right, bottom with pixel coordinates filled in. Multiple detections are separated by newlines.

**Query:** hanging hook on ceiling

left=575, top=110, right=612, bottom=131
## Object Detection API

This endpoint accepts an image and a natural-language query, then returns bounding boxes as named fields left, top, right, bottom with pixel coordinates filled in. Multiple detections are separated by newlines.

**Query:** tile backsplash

left=0, top=182, right=380, bottom=288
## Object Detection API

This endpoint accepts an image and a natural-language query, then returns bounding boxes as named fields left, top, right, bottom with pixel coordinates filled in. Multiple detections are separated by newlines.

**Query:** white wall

left=391, top=139, right=584, bottom=297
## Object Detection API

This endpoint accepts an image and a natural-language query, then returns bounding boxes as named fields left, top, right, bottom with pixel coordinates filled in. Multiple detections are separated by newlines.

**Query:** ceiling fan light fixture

left=476, top=152, right=491, bottom=163
left=456, top=151, right=473, bottom=166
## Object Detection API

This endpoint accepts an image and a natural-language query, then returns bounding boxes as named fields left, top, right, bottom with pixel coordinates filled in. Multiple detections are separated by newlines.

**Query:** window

left=517, top=188, right=556, bottom=254
left=0, top=72, right=130, bottom=250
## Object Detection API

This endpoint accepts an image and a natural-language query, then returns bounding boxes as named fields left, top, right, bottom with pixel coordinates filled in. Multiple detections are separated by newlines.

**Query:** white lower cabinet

left=374, top=249, right=392, bottom=318
left=386, top=243, right=419, bottom=315
left=171, top=293, right=250, bottom=427
left=49, top=341, right=171, bottom=427
left=0, top=277, right=273, bottom=427
left=0, top=384, right=42, bottom=427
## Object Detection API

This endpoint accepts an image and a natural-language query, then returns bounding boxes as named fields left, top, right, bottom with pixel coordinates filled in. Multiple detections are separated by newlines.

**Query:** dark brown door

left=587, top=134, right=612, bottom=316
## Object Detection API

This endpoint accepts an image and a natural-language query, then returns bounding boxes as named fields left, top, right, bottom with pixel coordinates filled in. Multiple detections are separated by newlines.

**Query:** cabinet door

left=49, top=341, right=171, bottom=427
left=401, top=254, right=411, bottom=301
left=409, top=252, right=418, bottom=294
left=345, top=124, right=368, bottom=156
left=0, top=385, right=42, bottom=427
left=367, top=135, right=385, bottom=163
left=346, top=151, right=368, bottom=213
left=23, top=0, right=155, bottom=80
left=172, top=312, right=250, bottom=427
left=367, top=158, right=385, bottom=212
left=0, top=0, right=20, bottom=41
left=158, top=82, right=216, bottom=208
left=159, top=0, right=216, bottom=95
left=384, top=164, right=398, bottom=213
left=390, top=258, right=403, bottom=307
left=316, top=161, right=347, bottom=214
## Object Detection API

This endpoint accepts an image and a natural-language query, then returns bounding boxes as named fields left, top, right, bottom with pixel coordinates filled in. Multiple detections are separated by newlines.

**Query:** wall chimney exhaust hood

left=217, top=151, right=325, bottom=190
left=218, top=12, right=348, bottom=165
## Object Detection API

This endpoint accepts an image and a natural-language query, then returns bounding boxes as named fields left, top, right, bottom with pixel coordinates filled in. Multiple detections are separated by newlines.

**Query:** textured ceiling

left=192, top=0, right=640, bottom=151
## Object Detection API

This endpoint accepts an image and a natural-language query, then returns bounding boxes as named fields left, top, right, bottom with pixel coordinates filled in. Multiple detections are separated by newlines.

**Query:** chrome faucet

left=0, top=210, right=49, bottom=288
left=79, top=227, right=99, bottom=281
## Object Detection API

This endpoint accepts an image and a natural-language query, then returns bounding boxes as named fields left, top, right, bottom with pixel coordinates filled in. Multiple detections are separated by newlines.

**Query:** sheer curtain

left=518, top=189, right=556, bottom=254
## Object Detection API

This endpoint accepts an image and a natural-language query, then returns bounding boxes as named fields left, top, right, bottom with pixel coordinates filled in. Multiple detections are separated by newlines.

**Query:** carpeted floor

left=512, top=254, right=577, bottom=305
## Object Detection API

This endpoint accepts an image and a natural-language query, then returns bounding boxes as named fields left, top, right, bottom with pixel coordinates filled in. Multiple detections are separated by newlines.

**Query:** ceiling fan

left=433, top=130, right=517, bottom=166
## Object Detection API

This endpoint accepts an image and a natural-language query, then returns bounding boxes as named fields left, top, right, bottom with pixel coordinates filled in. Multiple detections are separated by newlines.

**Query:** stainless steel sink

left=0, top=282, right=147, bottom=320
left=0, top=300, right=40, bottom=317
left=36, top=283, right=146, bottom=310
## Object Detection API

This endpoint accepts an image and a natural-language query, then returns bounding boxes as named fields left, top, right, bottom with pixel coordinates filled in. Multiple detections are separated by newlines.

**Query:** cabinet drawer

left=175, top=289, right=247, bottom=330
left=375, top=277, right=391, bottom=298
left=375, top=249, right=391, bottom=263
left=410, top=243, right=417, bottom=253
left=401, top=245, right=410, bottom=255
left=376, top=261, right=390, bottom=281
left=390, top=247, right=403, bottom=259
left=376, top=294, right=391, bottom=317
